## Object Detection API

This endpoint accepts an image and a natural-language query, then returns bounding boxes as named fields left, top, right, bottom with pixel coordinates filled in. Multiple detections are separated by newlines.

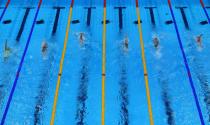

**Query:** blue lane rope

left=203, top=8, right=210, bottom=23
left=0, top=0, right=11, bottom=22
left=200, top=0, right=210, bottom=23
left=0, top=7, right=8, bottom=21
left=0, top=1, right=42, bottom=124
left=167, top=1, right=205, bottom=125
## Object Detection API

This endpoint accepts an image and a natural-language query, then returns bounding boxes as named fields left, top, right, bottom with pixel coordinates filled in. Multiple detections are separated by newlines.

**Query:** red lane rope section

left=168, top=0, right=171, bottom=7
left=5, top=0, right=10, bottom=8
left=167, top=0, right=205, bottom=125
left=104, top=0, right=106, bottom=8
left=71, top=0, right=74, bottom=7
left=0, top=0, right=11, bottom=21
left=0, top=0, right=42, bottom=124
left=200, top=0, right=205, bottom=8
left=38, top=0, right=42, bottom=8
left=199, top=0, right=210, bottom=23
left=135, top=0, right=138, bottom=7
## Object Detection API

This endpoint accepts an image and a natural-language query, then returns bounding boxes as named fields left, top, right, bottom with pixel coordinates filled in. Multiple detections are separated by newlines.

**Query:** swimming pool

left=0, top=0, right=210, bottom=124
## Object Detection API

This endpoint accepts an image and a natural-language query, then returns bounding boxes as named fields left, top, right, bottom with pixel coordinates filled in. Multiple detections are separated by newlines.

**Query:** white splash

left=155, top=48, right=162, bottom=59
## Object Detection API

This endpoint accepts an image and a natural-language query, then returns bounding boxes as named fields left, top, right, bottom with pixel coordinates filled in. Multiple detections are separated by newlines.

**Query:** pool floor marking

left=84, top=7, right=96, bottom=26
left=86, top=7, right=92, bottom=26
left=52, top=7, right=65, bottom=35
left=167, top=0, right=205, bottom=125
left=0, top=0, right=11, bottom=21
left=144, top=7, right=156, bottom=25
left=0, top=0, right=42, bottom=124
left=101, top=1, right=106, bottom=125
left=135, top=0, right=154, bottom=125
left=114, top=7, right=126, bottom=29
left=175, top=7, right=189, bottom=29
left=200, top=0, right=210, bottom=23
left=16, top=8, right=31, bottom=41
left=50, top=0, right=74, bottom=125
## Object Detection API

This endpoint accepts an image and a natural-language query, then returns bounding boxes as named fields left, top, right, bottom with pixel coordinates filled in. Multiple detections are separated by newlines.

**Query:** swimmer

left=125, top=37, right=129, bottom=49
left=196, top=34, right=203, bottom=47
left=79, top=32, right=85, bottom=44
left=3, top=40, right=11, bottom=58
left=153, top=36, right=159, bottom=49
left=4, top=40, right=11, bottom=52
left=123, top=37, right=129, bottom=51
left=41, top=41, right=48, bottom=53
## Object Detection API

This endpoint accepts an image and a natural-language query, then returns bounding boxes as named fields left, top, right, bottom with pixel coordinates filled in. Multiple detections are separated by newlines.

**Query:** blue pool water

left=0, top=0, right=210, bottom=125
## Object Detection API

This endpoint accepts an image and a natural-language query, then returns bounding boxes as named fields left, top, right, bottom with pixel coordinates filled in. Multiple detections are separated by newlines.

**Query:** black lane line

left=118, top=66, right=129, bottom=125
left=16, top=8, right=31, bottom=41
left=114, top=7, right=126, bottom=29
left=84, top=7, right=96, bottom=26
left=158, top=73, right=175, bottom=125
left=101, top=19, right=110, bottom=24
left=200, top=20, right=208, bottom=25
left=2, top=19, right=11, bottom=24
left=75, top=63, right=88, bottom=125
left=0, top=44, right=19, bottom=106
left=133, top=20, right=142, bottom=24
left=175, top=7, right=189, bottom=30
left=0, top=1, right=42, bottom=123
left=145, top=7, right=157, bottom=25
left=168, top=2, right=205, bottom=123
left=71, top=19, right=80, bottom=24
left=0, top=71, right=11, bottom=104
left=197, top=71, right=210, bottom=122
left=189, top=44, right=210, bottom=122
left=165, top=20, right=173, bottom=25
left=75, top=44, right=91, bottom=125
left=0, top=50, right=17, bottom=103
left=162, top=90, right=174, bottom=125
left=52, top=7, right=64, bottom=35
left=36, top=19, right=44, bottom=24
left=34, top=47, right=56, bottom=125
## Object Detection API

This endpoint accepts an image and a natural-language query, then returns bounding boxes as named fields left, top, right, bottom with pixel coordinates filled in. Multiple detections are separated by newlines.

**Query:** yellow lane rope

left=50, top=3, right=74, bottom=125
left=101, top=5, right=106, bottom=125
left=135, top=6, right=154, bottom=125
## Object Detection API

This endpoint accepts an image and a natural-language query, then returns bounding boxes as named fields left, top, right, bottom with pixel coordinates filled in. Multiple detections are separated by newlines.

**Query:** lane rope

left=0, top=0, right=42, bottom=124
left=49, top=0, right=74, bottom=124
left=0, top=0, right=11, bottom=21
left=200, top=0, right=210, bottom=23
left=135, top=0, right=154, bottom=125
left=101, top=1, right=106, bottom=125
left=167, top=0, right=205, bottom=125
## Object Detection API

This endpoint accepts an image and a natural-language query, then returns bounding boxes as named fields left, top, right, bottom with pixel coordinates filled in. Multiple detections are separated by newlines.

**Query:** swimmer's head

left=78, top=32, right=86, bottom=43
left=41, top=40, right=48, bottom=53
left=153, top=37, right=159, bottom=43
